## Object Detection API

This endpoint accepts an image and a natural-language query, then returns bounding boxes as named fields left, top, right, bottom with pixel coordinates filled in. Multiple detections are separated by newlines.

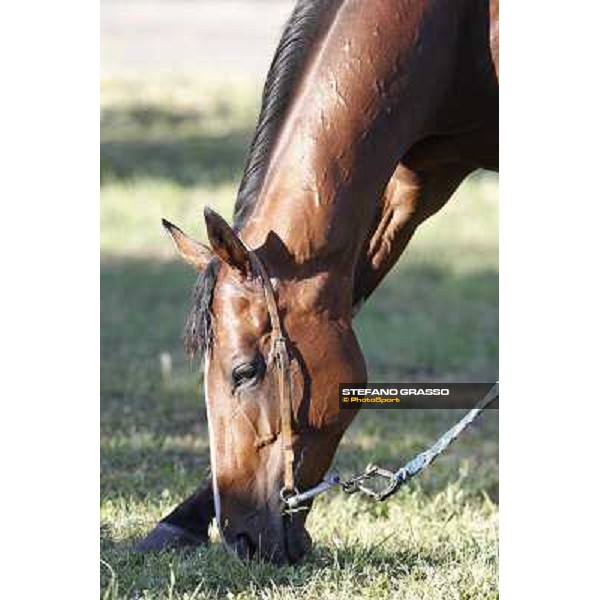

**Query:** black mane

left=184, top=0, right=336, bottom=356
left=233, top=0, right=336, bottom=230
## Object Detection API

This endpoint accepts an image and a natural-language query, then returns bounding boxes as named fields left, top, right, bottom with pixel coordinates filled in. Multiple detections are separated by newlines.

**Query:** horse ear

left=203, top=206, right=252, bottom=277
left=162, top=219, right=213, bottom=271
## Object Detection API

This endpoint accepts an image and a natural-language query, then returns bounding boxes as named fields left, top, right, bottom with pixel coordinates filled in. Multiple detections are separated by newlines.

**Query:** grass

left=101, top=75, right=498, bottom=599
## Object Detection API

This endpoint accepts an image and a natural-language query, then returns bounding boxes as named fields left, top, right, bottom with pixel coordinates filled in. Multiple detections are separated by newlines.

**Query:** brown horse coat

left=138, top=0, right=499, bottom=564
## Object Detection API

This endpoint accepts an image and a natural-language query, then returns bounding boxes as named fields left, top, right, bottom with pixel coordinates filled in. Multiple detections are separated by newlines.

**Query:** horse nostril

left=235, top=533, right=255, bottom=560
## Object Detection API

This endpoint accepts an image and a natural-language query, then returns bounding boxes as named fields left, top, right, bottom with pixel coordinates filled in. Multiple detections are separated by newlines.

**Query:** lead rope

left=282, top=382, right=499, bottom=511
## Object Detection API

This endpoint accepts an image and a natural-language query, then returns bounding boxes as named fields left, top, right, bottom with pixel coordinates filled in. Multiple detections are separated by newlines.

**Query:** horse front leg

left=354, top=161, right=473, bottom=307
left=135, top=480, right=214, bottom=552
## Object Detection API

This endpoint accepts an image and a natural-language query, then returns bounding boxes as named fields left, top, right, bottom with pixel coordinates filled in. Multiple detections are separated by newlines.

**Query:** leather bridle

left=247, top=250, right=296, bottom=500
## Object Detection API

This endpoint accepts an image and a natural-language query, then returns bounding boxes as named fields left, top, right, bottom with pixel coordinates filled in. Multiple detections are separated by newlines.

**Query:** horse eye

left=232, top=358, right=263, bottom=388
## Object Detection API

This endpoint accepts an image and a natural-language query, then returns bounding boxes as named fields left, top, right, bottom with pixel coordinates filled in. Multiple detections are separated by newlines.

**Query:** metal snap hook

left=280, top=486, right=309, bottom=514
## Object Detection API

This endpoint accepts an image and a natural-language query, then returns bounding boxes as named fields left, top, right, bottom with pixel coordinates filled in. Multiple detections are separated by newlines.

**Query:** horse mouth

left=283, top=516, right=313, bottom=564
left=230, top=518, right=312, bottom=564
left=234, top=532, right=256, bottom=560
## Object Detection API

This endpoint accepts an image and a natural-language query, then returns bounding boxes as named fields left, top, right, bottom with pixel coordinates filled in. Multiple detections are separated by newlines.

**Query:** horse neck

left=239, top=0, right=470, bottom=312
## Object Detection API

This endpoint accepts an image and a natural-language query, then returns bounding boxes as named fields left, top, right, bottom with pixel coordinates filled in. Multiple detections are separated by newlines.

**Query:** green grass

left=101, top=76, right=498, bottom=599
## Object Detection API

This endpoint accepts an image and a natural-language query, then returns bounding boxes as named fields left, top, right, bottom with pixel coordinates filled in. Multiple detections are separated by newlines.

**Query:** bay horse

left=137, top=0, right=499, bottom=564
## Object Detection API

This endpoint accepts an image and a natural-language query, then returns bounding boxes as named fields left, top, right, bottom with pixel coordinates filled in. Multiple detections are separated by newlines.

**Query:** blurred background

left=101, top=2, right=498, bottom=598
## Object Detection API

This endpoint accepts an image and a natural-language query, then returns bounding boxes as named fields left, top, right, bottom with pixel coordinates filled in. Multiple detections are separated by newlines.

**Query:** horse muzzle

left=224, top=505, right=312, bottom=564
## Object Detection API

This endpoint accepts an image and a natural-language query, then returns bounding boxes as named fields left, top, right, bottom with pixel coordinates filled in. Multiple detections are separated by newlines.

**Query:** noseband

left=247, top=250, right=296, bottom=501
